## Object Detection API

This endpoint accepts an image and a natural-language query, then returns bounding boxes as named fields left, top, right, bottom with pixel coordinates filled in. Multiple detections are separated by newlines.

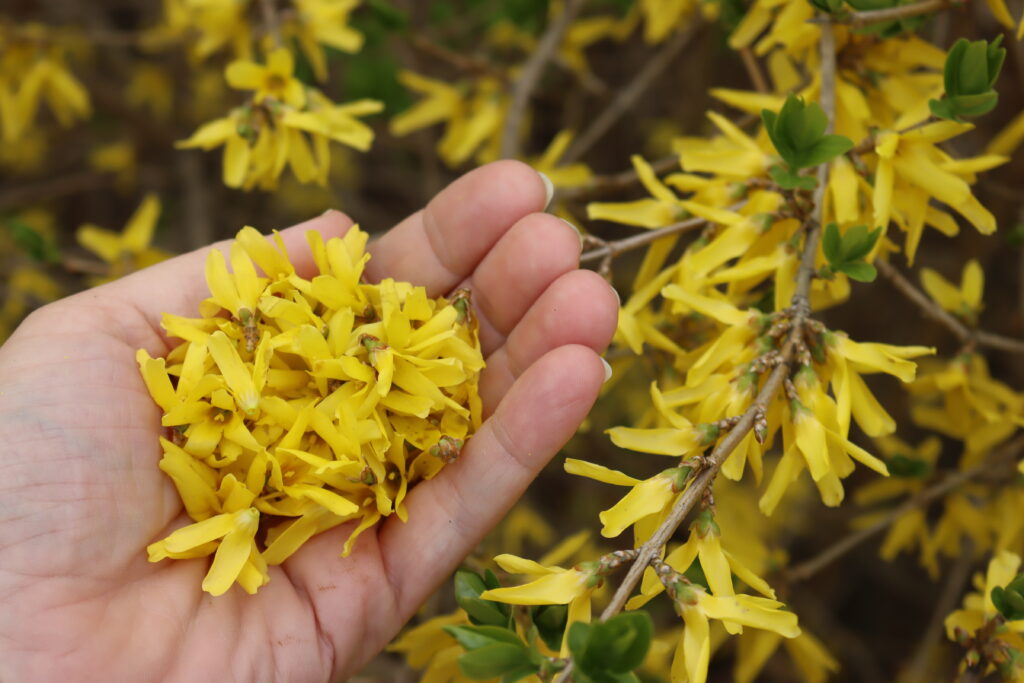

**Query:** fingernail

left=559, top=217, right=584, bottom=248
left=610, top=284, right=621, bottom=306
left=321, top=208, right=337, bottom=216
left=538, top=171, right=554, bottom=210
left=601, top=357, right=613, bottom=383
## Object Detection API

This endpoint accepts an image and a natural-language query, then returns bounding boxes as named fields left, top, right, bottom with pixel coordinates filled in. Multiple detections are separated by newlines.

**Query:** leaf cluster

left=567, top=612, right=653, bottom=683
left=992, top=573, right=1024, bottom=621
left=821, top=223, right=881, bottom=282
left=929, top=37, right=1006, bottom=121
left=447, top=570, right=652, bottom=681
left=761, top=95, right=853, bottom=190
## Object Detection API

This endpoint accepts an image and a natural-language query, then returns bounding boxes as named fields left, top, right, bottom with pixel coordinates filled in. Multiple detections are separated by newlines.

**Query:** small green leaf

left=444, top=624, right=523, bottom=651
left=800, top=134, right=854, bottom=168
left=840, top=225, right=882, bottom=261
left=823, top=223, right=842, bottom=265
left=532, top=604, right=569, bottom=652
left=457, top=643, right=537, bottom=680
left=769, top=164, right=816, bottom=190
left=836, top=261, right=877, bottom=282
left=455, top=570, right=511, bottom=627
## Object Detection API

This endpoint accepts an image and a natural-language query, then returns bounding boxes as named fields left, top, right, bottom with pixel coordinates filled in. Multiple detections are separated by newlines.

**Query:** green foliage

left=567, top=612, right=654, bottom=683
left=455, top=569, right=514, bottom=627
left=445, top=623, right=540, bottom=681
left=886, top=454, right=932, bottom=478
left=5, top=216, right=59, bottom=263
left=532, top=604, right=569, bottom=651
left=929, top=37, right=1006, bottom=121
left=342, top=1, right=412, bottom=113
left=992, top=573, right=1024, bottom=621
left=821, top=223, right=881, bottom=282
left=762, top=95, right=853, bottom=189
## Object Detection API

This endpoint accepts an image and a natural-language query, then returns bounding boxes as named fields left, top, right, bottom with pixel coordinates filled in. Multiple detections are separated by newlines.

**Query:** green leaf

left=836, top=261, right=877, bottom=282
left=958, top=39, right=991, bottom=95
left=886, top=454, right=931, bottom=478
left=445, top=624, right=524, bottom=651
left=800, top=134, right=854, bottom=168
left=455, top=570, right=512, bottom=627
left=457, top=643, right=537, bottom=680
left=532, top=604, right=569, bottom=652
left=822, top=223, right=842, bottom=265
left=840, top=224, right=881, bottom=261
left=944, top=38, right=969, bottom=96
left=928, top=97, right=956, bottom=121
left=769, top=164, right=816, bottom=190
left=569, top=613, right=654, bottom=678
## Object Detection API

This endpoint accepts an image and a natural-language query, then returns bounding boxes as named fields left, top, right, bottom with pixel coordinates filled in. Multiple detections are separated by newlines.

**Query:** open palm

left=0, top=161, right=618, bottom=681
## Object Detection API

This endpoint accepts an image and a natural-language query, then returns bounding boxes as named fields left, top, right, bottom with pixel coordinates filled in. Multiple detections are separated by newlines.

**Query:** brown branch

left=785, top=434, right=1024, bottom=583
left=561, top=26, right=696, bottom=165
left=500, top=0, right=585, bottom=159
left=824, top=0, right=953, bottom=26
left=580, top=215, right=708, bottom=266
left=0, top=172, right=107, bottom=211
left=876, top=259, right=1024, bottom=354
left=409, top=35, right=508, bottom=82
left=902, top=538, right=976, bottom=682
left=739, top=47, right=770, bottom=93
left=259, top=0, right=282, bottom=46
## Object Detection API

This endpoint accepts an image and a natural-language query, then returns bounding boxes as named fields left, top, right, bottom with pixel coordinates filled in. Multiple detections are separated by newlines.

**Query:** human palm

left=0, top=162, right=618, bottom=681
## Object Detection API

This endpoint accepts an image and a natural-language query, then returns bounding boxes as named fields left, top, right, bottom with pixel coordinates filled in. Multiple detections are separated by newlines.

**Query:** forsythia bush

left=3, top=0, right=1024, bottom=681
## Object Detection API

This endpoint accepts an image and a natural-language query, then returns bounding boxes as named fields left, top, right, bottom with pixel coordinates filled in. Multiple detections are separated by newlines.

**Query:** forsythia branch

left=501, top=0, right=585, bottom=158
left=560, top=26, right=696, bottom=165
left=876, top=259, right=1024, bottom=354
left=840, top=0, right=954, bottom=26
left=258, top=0, right=282, bottom=46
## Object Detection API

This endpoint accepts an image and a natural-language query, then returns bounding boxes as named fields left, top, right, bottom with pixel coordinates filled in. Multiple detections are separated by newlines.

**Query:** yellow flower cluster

left=178, top=47, right=382, bottom=190
left=0, top=22, right=90, bottom=143
left=138, top=226, right=484, bottom=595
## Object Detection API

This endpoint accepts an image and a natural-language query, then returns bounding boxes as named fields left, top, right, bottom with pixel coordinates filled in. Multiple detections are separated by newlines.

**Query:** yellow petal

left=202, top=508, right=259, bottom=596
left=480, top=569, right=588, bottom=605
left=607, top=426, right=699, bottom=456
left=599, top=475, right=676, bottom=538
left=564, top=458, right=640, bottom=486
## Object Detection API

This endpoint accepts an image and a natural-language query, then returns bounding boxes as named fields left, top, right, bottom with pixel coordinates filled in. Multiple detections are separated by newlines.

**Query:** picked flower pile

left=137, top=225, right=484, bottom=596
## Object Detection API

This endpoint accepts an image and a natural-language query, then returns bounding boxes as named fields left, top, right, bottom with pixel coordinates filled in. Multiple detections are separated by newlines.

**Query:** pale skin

left=0, top=161, right=619, bottom=681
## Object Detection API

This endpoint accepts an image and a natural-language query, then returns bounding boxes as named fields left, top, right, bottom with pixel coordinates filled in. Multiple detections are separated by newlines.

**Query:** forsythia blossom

left=139, top=225, right=484, bottom=595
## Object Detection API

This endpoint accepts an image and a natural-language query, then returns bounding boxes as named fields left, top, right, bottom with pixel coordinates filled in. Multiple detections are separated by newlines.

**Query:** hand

left=0, top=161, right=617, bottom=681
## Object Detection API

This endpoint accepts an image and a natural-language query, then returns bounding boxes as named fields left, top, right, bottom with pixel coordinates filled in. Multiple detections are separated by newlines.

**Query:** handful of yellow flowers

left=136, top=225, right=484, bottom=596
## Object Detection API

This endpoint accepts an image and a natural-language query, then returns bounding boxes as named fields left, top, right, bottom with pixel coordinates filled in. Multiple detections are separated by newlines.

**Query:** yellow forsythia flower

left=140, top=225, right=484, bottom=596
left=76, top=193, right=171, bottom=284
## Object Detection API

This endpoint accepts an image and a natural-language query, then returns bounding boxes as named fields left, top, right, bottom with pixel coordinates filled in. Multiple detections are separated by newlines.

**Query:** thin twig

left=259, top=0, right=282, bottom=46
left=876, top=259, right=1024, bottom=354
left=580, top=215, right=707, bottom=265
left=786, top=434, right=1024, bottom=583
left=817, top=0, right=953, bottom=26
left=409, top=35, right=508, bottom=81
left=0, top=172, right=106, bottom=210
left=561, top=26, right=696, bottom=165
left=500, top=0, right=585, bottom=159
left=902, top=538, right=976, bottom=682
left=739, top=47, right=770, bottom=93
left=579, top=201, right=747, bottom=266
